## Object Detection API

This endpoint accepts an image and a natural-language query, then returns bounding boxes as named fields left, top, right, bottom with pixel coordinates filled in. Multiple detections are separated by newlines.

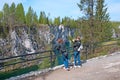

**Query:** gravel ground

left=34, top=52, right=120, bottom=80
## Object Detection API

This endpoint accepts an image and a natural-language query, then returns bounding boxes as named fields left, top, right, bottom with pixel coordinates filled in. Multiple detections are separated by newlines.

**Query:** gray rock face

left=0, top=25, right=75, bottom=57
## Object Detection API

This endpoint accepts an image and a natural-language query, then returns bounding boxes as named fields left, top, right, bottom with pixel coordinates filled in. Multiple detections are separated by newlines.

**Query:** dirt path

left=34, top=52, right=120, bottom=80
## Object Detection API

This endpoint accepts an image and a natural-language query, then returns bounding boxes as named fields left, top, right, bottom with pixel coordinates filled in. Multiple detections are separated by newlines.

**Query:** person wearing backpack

left=73, top=36, right=82, bottom=68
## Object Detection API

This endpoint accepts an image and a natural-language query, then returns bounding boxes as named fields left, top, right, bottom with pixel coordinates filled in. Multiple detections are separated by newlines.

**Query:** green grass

left=101, top=41, right=117, bottom=46
left=0, top=65, right=39, bottom=80
left=0, top=57, right=52, bottom=80
left=81, top=40, right=120, bottom=60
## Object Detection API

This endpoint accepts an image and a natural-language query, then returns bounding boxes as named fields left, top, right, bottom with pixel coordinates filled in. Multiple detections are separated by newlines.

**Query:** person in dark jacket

left=53, top=41, right=63, bottom=65
left=57, top=38, right=70, bottom=71
left=73, top=36, right=82, bottom=68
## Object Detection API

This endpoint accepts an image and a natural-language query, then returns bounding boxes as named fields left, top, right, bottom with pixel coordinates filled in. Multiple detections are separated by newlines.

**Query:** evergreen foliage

left=39, top=11, right=48, bottom=24
left=77, top=0, right=112, bottom=43
left=33, top=12, right=39, bottom=25
left=0, top=2, right=118, bottom=41
left=3, top=3, right=10, bottom=26
left=15, top=3, right=25, bottom=25
left=77, top=0, right=113, bottom=54
left=54, top=16, right=61, bottom=26
left=25, top=6, right=34, bottom=27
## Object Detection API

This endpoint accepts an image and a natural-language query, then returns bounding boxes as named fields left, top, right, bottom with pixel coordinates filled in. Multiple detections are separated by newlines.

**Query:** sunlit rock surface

left=0, top=25, right=75, bottom=57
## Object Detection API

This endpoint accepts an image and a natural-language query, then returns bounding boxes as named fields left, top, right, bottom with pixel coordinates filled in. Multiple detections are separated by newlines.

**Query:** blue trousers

left=62, top=55, right=69, bottom=68
left=73, top=51, right=81, bottom=66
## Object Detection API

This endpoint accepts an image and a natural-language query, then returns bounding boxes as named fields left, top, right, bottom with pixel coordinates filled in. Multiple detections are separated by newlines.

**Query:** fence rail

left=0, top=40, right=119, bottom=80
left=0, top=47, right=88, bottom=71
left=0, top=50, right=55, bottom=70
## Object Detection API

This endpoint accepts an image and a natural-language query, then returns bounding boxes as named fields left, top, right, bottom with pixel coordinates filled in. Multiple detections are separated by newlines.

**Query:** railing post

left=85, top=45, right=88, bottom=61
left=50, top=51, right=53, bottom=68
left=0, top=60, right=4, bottom=70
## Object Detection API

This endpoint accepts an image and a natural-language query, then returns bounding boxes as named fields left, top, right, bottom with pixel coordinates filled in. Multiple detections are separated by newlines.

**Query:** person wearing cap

left=73, top=36, right=82, bottom=68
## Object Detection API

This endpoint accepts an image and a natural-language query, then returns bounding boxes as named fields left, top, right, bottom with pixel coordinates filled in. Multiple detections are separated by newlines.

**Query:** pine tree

left=9, top=2, right=16, bottom=27
left=77, top=0, right=112, bottom=53
left=26, top=6, right=34, bottom=27
left=33, top=12, right=39, bottom=25
left=0, top=11, right=3, bottom=37
left=54, top=16, right=61, bottom=26
left=77, top=0, right=112, bottom=42
left=95, top=0, right=112, bottom=41
left=0, top=11, right=3, bottom=25
left=3, top=3, right=10, bottom=26
left=15, top=3, right=25, bottom=25
left=39, top=11, right=48, bottom=24
left=77, top=0, right=94, bottom=43
left=62, top=17, right=68, bottom=26
left=2, top=3, right=10, bottom=38
left=10, top=2, right=16, bottom=14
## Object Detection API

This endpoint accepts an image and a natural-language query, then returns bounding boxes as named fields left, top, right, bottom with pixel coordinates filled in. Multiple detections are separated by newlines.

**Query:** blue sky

left=0, top=0, right=120, bottom=21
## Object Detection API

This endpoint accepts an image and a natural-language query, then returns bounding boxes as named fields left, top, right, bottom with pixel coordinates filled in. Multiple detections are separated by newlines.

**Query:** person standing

left=53, top=40, right=63, bottom=65
left=73, top=36, right=82, bottom=68
left=57, top=38, right=70, bottom=71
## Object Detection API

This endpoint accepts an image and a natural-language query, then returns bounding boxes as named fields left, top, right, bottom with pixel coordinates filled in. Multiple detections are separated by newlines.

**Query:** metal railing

left=0, top=47, right=88, bottom=71
left=0, top=50, right=55, bottom=70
